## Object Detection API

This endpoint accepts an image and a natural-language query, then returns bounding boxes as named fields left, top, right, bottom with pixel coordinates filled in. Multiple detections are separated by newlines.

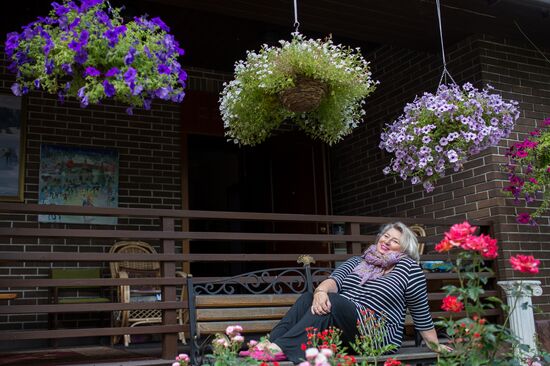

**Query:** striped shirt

left=329, top=256, right=434, bottom=349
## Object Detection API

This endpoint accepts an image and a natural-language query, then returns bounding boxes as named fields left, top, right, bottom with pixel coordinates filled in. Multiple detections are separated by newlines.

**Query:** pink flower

left=320, top=348, right=333, bottom=357
left=479, top=235, right=498, bottom=259
left=509, top=255, right=540, bottom=274
left=298, top=362, right=310, bottom=366
left=543, top=117, right=550, bottom=126
left=516, top=212, right=531, bottom=224
left=248, top=339, right=258, bottom=347
left=232, top=335, right=244, bottom=343
left=215, top=338, right=229, bottom=347
left=225, top=325, right=243, bottom=336
left=435, top=237, right=454, bottom=253
left=445, top=221, right=477, bottom=246
left=441, top=295, right=464, bottom=313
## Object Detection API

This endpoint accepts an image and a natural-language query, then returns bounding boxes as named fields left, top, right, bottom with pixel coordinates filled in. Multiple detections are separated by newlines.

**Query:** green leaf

left=486, top=296, right=503, bottom=304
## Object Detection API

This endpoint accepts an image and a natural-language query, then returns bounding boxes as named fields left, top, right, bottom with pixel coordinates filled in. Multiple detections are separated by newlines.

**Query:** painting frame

left=38, top=144, right=119, bottom=225
left=0, top=94, right=26, bottom=202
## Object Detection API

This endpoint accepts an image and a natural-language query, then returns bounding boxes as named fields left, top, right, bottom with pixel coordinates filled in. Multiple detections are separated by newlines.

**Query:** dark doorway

left=187, top=131, right=330, bottom=277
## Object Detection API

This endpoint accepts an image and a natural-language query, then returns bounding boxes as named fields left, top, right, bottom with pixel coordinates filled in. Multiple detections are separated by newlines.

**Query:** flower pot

left=279, top=77, right=328, bottom=113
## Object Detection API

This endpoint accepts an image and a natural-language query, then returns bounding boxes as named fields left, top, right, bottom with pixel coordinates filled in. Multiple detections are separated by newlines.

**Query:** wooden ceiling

left=148, top=0, right=550, bottom=49
left=2, top=1, right=549, bottom=71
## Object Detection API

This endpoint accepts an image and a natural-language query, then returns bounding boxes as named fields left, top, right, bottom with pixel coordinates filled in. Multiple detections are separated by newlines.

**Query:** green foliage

left=220, top=32, right=378, bottom=146
left=350, top=309, right=398, bottom=364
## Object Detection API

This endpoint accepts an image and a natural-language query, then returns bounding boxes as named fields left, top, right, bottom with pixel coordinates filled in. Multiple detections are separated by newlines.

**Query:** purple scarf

left=352, top=245, right=406, bottom=285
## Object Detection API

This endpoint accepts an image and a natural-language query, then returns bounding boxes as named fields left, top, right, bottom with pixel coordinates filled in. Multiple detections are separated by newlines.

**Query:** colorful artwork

left=38, top=144, right=119, bottom=224
left=0, top=94, right=25, bottom=201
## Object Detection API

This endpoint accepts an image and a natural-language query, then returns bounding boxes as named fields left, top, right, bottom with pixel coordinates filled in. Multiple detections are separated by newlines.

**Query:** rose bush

left=434, top=221, right=544, bottom=365
left=380, top=83, right=519, bottom=192
left=503, top=117, right=550, bottom=224
left=5, top=0, right=187, bottom=114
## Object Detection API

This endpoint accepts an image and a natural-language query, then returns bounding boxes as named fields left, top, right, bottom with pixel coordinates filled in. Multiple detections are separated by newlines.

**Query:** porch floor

left=0, top=343, right=190, bottom=366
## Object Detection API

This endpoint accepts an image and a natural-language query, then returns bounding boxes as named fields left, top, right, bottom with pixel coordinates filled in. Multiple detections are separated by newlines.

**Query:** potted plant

left=379, top=83, right=520, bottom=192
left=503, top=117, right=550, bottom=224
left=5, top=0, right=187, bottom=114
left=220, top=32, right=378, bottom=146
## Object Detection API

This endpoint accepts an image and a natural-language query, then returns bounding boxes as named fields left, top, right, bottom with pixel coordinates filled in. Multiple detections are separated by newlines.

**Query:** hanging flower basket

left=279, top=76, right=328, bottom=112
left=379, top=83, right=520, bottom=192
left=220, top=32, right=378, bottom=146
left=503, top=117, right=550, bottom=224
left=4, top=0, right=187, bottom=114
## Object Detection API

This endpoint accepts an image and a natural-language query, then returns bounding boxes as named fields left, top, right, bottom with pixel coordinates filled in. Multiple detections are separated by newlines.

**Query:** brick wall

left=0, top=44, right=229, bottom=337
left=330, top=35, right=550, bottom=318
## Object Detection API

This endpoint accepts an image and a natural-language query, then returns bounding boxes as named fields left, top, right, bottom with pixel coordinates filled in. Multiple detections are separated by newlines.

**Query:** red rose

left=441, top=295, right=464, bottom=313
left=509, top=254, right=540, bottom=274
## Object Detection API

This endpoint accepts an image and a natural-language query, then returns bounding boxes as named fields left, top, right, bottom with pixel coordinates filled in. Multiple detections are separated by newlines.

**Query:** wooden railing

left=0, top=203, right=495, bottom=358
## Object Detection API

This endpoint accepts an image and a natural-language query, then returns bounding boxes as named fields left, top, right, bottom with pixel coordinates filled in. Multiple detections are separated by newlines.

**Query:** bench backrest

left=187, top=266, right=314, bottom=339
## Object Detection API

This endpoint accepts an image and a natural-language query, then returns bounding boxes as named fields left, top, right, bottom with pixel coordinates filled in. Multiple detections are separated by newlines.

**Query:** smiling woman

left=242, top=222, right=448, bottom=363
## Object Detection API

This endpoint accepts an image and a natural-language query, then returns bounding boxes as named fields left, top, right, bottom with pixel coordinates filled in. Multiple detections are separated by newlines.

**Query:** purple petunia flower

left=123, top=67, right=137, bottom=84
left=171, top=91, right=185, bottom=103
left=61, top=63, right=73, bottom=75
left=143, top=99, right=152, bottom=110
left=95, top=10, right=110, bottom=25
left=11, top=83, right=22, bottom=96
left=155, top=87, right=169, bottom=100
left=105, top=67, right=119, bottom=77
left=80, top=0, right=103, bottom=12
left=68, top=39, right=81, bottom=52
left=68, top=17, right=80, bottom=30
left=84, top=66, right=101, bottom=77
left=44, top=59, right=55, bottom=75
left=178, top=70, right=188, bottom=83
left=77, top=86, right=86, bottom=99
left=104, top=25, right=126, bottom=47
left=34, top=79, right=40, bottom=89
left=52, top=2, right=70, bottom=17
left=151, top=17, right=170, bottom=32
left=157, top=64, right=171, bottom=74
left=132, top=84, right=143, bottom=96
left=124, top=47, right=136, bottom=65
left=5, top=32, right=20, bottom=58
left=74, top=49, right=88, bottom=64
left=103, top=80, right=116, bottom=97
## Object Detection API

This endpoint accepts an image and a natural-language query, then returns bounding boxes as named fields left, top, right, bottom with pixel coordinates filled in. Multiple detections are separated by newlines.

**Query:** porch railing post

left=346, top=222, right=362, bottom=255
left=497, top=280, right=543, bottom=363
left=161, top=216, right=178, bottom=359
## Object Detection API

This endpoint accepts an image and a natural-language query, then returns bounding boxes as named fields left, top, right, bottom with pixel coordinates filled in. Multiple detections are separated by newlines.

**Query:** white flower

left=305, top=348, right=319, bottom=360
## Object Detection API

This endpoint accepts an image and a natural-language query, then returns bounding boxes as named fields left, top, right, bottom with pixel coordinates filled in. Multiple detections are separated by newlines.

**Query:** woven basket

left=279, top=77, right=328, bottom=113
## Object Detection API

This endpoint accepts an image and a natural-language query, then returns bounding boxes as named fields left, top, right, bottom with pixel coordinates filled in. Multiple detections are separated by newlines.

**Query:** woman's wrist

left=314, top=288, right=327, bottom=295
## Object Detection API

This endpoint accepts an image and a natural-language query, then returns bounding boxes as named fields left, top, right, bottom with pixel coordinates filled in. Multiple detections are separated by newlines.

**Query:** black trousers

left=270, top=292, right=359, bottom=363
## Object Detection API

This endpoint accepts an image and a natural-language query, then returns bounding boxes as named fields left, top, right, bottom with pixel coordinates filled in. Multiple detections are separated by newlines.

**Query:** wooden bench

left=186, top=256, right=498, bottom=365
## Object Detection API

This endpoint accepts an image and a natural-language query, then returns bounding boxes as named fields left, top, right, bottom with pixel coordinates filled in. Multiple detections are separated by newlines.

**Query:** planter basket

left=279, top=77, right=328, bottom=113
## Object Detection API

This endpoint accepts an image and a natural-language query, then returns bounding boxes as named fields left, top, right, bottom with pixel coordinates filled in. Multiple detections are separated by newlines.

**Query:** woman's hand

left=434, top=344, right=453, bottom=353
left=311, top=291, right=331, bottom=315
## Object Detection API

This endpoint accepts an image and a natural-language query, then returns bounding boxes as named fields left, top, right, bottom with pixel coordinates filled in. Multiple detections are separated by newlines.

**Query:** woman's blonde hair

left=376, top=222, right=420, bottom=262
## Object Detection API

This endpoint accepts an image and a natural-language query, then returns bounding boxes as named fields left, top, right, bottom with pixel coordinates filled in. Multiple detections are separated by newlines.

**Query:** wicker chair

left=410, top=224, right=426, bottom=255
left=109, top=240, right=187, bottom=346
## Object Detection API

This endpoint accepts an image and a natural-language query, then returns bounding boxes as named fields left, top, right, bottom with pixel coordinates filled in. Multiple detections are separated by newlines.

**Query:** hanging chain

left=435, top=0, right=456, bottom=86
left=293, top=0, right=300, bottom=33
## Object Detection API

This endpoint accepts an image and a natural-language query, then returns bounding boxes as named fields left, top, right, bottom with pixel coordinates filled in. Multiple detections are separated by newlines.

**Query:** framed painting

left=0, top=94, right=26, bottom=202
left=38, top=144, right=119, bottom=225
